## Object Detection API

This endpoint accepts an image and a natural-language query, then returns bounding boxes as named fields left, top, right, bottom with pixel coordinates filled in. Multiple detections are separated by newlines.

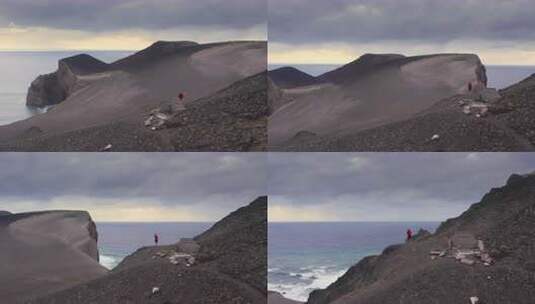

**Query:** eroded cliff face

left=0, top=210, right=106, bottom=303
left=26, top=72, right=66, bottom=107
left=26, top=54, right=109, bottom=107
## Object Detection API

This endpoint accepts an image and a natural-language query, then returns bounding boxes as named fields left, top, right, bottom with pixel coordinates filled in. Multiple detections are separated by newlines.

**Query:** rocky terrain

left=0, top=40, right=267, bottom=151
left=269, top=53, right=535, bottom=151
left=302, top=173, right=535, bottom=304
left=28, top=196, right=267, bottom=304
left=0, top=211, right=107, bottom=303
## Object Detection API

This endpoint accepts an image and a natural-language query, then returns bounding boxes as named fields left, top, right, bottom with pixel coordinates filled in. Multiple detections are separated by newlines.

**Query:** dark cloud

left=268, top=153, right=535, bottom=212
left=269, top=0, right=535, bottom=45
left=0, top=0, right=265, bottom=32
left=0, top=153, right=266, bottom=207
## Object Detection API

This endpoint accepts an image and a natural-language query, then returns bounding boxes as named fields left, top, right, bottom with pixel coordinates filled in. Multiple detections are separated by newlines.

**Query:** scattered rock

left=460, top=258, right=475, bottom=266
left=431, top=134, right=440, bottom=141
left=152, top=287, right=160, bottom=295
left=100, top=144, right=112, bottom=152
left=470, top=296, right=479, bottom=304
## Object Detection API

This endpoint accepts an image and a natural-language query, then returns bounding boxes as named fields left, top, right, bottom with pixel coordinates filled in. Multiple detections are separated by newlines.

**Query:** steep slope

left=281, top=74, right=535, bottom=152
left=31, top=196, right=268, bottom=304
left=307, top=173, right=535, bottom=304
left=1, top=72, right=268, bottom=152
left=269, top=53, right=488, bottom=147
left=1, top=40, right=267, bottom=151
left=269, top=67, right=319, bottom=89
left=0, top=211, right=106, bottom=303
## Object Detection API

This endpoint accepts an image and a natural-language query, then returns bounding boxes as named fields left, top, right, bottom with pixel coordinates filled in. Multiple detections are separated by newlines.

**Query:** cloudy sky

left=0, top=153, right=266, bottom=222
left=268, top=153, right=535, bottom=222
left=269, top=0, right=535, bottom=65
left=0, top=0, right=266, bottom=51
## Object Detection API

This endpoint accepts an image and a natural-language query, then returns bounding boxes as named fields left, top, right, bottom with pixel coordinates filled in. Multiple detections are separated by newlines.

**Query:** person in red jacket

left=154, top=233, right=159, bottom=246
left=406, top=229, right=413, bottom=241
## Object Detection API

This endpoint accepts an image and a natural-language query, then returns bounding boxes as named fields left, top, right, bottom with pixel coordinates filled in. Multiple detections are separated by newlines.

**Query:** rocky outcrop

left=307, top=173, right=535, bottom=304
left=30, top=196, right=267, bottom=304
left=0, top=211, right=107, bottom=303
left=0, top=210, right=11, bottom=216
left=26, top=54, right=108, bottom=107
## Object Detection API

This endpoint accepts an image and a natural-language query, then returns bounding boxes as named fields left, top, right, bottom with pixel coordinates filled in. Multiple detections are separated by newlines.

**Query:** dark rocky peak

left=269, top=66, right=319, bottom=89
left=357, top=53, right=406, bottom=65
left=195, top=196, right=267, bottom=245
left=436, top=172, right=535, bottom=236
left=59, top=54, right=109, bottom=75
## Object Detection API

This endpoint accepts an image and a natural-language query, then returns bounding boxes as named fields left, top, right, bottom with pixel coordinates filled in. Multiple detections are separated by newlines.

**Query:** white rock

left=152, top=287, right=160, bottom=294
left=470, top=296, right=479, bottom=304
left=463, top=106, right=472, bottom=115
left=144, top=116, right=154, bottom=126
left=101, top=144, right=112, bottom=152
left=431, top=134, right=440, bottom=141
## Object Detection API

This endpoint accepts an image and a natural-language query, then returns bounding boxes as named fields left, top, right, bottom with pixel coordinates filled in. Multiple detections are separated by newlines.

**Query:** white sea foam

left=99, top=254, right=121, bottom=270
left=269, top=266, right=347, bottom=302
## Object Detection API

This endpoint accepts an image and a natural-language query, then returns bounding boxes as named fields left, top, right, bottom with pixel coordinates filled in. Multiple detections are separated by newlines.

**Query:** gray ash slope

left=269, top=53, right=535, bottom=152
left=29, top=196, right=267, bottom=304
left=306, top=174, right=535, bottom=304
left=1, top=40, right=267, bottom=152
left=281, top=74, right=535, bottom=152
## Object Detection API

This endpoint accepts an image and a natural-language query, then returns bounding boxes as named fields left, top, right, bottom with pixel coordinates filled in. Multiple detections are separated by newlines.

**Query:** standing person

left=176, top=92, right=186, bottom=111
left=468, top=82, right=473, bottom=92
left=154, top=233, right=159, bottom=246
left=406, top=229, right=413, bottom=241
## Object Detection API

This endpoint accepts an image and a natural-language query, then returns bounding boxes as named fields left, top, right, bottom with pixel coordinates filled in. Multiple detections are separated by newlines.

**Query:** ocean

left=268, top=222, right=440, bottom=302
left=97, top=222, right=212, bottom=270
left=0, top=51, right=133, bottom=126
left=268, top=64, right=535, bottom=90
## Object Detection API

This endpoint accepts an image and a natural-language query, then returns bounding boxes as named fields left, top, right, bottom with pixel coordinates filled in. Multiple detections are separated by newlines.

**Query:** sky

left=0, top=153, right=267, bottom=222
left=268, top=152, right=535, bottom=222
left=269, top=0, right=535, bottom=65
left=0, top=0, right=266, bottom=51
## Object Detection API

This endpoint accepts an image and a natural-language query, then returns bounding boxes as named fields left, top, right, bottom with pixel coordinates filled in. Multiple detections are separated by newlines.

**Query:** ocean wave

left=99, top=254, right=122, bottom=270
left=268, top=265, right=347, bottom=302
